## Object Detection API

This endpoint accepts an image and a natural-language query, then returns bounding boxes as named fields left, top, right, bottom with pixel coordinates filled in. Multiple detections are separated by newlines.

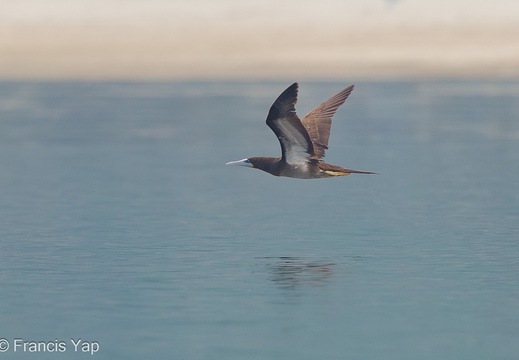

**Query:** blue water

left=0, top=80, right=518, bottom=359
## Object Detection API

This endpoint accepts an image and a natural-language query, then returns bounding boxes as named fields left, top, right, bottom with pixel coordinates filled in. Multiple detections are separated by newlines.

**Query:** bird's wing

left=266, top=83, right=315, bottom=165
left=301, top=85, right=354, bottom=159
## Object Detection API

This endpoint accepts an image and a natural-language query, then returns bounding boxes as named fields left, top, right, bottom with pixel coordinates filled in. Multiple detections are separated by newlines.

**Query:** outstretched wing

left=266, top=83, right=315, bottom=165
left=301, top=85, right=354, bottom=159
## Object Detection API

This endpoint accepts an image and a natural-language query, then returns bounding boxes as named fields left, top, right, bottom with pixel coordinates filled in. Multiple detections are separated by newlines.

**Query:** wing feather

left=301, top=85, right=354, bottom=159
left=265, top=83, right=314, bottom=165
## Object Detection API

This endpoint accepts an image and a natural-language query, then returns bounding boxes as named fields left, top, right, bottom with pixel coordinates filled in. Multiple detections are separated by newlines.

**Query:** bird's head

left=226, top=157, right=280, bottom=176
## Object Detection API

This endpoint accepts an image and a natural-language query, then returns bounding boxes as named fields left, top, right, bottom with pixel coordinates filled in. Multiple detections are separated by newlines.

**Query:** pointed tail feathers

left=318, top=162, right=377, bottom=175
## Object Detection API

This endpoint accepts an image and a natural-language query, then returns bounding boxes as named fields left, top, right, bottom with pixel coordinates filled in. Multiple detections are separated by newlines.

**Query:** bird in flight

left=226, top=83, right=375, bottom=179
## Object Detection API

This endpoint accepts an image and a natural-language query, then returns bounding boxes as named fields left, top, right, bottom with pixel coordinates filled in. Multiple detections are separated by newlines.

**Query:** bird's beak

left=225, top=158, right=253, bottom=167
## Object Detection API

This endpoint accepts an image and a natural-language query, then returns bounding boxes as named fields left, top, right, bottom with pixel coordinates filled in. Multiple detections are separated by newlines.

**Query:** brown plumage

left=226, top=83, right=375, bottom=179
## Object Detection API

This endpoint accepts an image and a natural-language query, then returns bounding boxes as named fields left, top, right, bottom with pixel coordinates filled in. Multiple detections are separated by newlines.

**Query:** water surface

left=0, top=80, right=518, bottom=359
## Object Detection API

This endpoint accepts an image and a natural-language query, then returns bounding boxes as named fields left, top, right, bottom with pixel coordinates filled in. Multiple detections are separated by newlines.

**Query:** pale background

left=1, top=0, right=519, bottom=79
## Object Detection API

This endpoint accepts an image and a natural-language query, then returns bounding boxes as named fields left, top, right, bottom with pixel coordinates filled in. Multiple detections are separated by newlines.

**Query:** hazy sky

left=2, top=0, right=519, bottom=79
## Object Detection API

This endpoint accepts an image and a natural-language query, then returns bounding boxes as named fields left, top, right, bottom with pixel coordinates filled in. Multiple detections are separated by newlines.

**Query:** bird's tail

left=319, top=162, right=377, bottom=176
left=341, top=168, right=377, bottom=175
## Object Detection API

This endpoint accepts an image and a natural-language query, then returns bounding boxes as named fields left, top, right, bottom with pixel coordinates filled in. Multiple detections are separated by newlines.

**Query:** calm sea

left=0, top=80, right=518, bottom=359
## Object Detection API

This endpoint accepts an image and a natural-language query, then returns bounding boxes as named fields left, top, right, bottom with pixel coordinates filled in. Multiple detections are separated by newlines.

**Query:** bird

left=226, top=82, right=375, bottom=179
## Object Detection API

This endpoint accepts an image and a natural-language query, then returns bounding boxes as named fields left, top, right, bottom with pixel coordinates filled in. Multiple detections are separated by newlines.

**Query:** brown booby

left=226, top=83, right=375, bottom=179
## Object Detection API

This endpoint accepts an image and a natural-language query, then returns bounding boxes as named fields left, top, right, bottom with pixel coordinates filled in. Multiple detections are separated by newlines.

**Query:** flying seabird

left=226, top=83, right=375, bottom=179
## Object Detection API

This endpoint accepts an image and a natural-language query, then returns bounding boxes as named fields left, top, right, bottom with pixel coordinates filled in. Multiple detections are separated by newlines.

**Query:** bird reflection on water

left=262, top=257, right=335, bottom=290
